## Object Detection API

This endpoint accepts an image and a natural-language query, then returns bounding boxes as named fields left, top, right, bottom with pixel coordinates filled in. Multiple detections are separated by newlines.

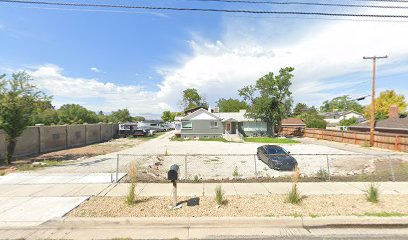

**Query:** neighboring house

left=320, top=111, right=365, bottom=130
left=178, top=108, right=224, bottom=139
left=349, top=106, right=408, bottom=135
left=176, top=108, right=270, bottom=139
left=281, top=118, right=306, bottom=128
left=184, top=106, right=208, bottom=116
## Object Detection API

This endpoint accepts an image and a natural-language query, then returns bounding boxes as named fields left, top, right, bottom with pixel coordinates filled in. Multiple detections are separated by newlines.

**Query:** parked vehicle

left=257, top=145, right=297, bottom=171
left=138, top=121, right=167, bottom=132
left=118, top=123, right=149, bottom=137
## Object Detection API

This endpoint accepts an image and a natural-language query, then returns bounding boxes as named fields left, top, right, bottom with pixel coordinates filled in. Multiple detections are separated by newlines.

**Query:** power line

left=1, top=0, right=408, bottom=18
left=191, top=0, right=408, bottom=9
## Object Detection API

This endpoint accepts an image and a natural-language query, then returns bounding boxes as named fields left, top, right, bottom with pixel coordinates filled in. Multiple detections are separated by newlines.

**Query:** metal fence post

left=116, top=154, right=119, bottom=182
left=254, top=154, right=258, bottom=179
left=387, top=155, right=396, bottom=182
left=185, top=155, right=188, bottom=180
left=326, top=155, right=331, bottom=181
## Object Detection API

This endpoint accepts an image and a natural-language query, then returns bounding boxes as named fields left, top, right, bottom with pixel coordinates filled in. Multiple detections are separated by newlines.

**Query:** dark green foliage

left=339, top=117, right=359, bottom=126
left=161, top=111, right=176, bottom=122
left=239, top=67, right=294, bottom=136
left=180, top=88, right=207, bottom=110
left=301, top=106, right=327, bottom=129
left=216, top=98, right=248, bottom=112
left=109, top=109, right=133, bottom=123
left=0, top=72, right=49, bottom=165
left=320, top=95, right=364, bottom=113
left=57, top=104, right=99, bottom=124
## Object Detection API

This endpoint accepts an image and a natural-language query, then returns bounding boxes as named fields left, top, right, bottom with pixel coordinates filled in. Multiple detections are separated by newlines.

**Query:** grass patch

left=244, top=137, right=299, bottom=144
left=362, top=212, right=408, bottom=217
left=309, top=214, right=319, bottom=218
left=365, top=183, right=379, bottom=203
left=0, top=170, right=6, bottom=176
left=15, top=160, right=65, bottom=172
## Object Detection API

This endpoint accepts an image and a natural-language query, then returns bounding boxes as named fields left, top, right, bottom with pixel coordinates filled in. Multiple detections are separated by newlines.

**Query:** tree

left=31, top=100, right=59, bottom=125
left=301, top=107, right=327, bottom=129
left=57, top=104, right=99, bottom=124
left=0, top=72, right=49, bottom=165
left=132, top=116, right=145, bottom=122
left=320, top=95, right=364, bottom=113
left=161, top=111, right=176, bottom=122
left=109, top=109, right=133, bottom=123
left=216, top=98, right=248, bottom=112
left=364, top=90, right=407, bottom=120
left=180, top=88, right=207, bottom=110
left=239, top=67, right=294, bottom=136
left=339, top=117, right=359, bottom=126
left=293, top=103, right=309, bottom=117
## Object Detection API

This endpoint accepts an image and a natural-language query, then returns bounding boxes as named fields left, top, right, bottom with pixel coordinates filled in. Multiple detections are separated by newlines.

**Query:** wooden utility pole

left=363, top=55, right=388, bottom=146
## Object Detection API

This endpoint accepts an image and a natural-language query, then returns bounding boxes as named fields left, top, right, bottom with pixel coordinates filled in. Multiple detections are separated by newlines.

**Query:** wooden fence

left=280, top=127, right=408, bottom=152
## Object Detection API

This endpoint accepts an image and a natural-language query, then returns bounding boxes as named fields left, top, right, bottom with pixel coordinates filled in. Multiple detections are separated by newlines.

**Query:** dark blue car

left=257, top=145, right=297, bottom=171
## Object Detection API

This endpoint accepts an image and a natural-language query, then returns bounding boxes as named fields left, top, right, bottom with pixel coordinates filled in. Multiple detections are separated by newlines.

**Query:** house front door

left=226, top=122, right=231, bottom=133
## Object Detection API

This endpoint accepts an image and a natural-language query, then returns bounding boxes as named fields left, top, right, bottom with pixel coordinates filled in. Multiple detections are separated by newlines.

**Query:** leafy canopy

left=216, top=98, right=248, bottom=112
left=161, top=111, right=176, bottom=122
left=320, top=95, right=364, bottom=113
left=180, top=88, right=207, bottom=110
left=57, top=104, right=99, bottom=124
left=0, top=72, right=49, bottom=164
left=239, top=67, right=294, bottom=134
left=364, top=90, right=407, bottom=120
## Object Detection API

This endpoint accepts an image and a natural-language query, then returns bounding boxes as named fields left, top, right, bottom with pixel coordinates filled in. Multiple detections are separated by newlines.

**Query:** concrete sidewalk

left=101, top=182, right=408, bottom=197
left=1, top=216, right=408, bottom=239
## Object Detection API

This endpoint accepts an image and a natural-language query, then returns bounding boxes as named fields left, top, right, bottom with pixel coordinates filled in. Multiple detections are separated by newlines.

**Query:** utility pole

left=363, top=55, right=388, bottom=146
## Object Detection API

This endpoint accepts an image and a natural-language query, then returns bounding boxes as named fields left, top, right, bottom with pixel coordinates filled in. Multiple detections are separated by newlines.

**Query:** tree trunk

left=6, top=139, right=17, bottom=165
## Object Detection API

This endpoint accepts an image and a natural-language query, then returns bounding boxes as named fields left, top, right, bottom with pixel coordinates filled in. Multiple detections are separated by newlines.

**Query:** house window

left=181, top=121, right=192, bottom=129
left=210, top=121, right=218, bottom=128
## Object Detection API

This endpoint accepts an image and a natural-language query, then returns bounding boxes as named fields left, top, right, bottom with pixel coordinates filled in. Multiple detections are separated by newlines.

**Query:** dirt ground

left=15, top=138, right=143, bottom=163
left=68, top=195, right=408, bottom=218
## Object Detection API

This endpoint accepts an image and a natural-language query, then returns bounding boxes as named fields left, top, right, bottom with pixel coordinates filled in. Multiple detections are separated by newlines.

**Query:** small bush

left=316, top=168, right=329, bottom=181
left=126, top=162, right=137, bottom=205
left=194, top=175, right=200, bottom=182
left=287, top=184, right=303, bottom=204
left=0, top=170, right=6, bottom=176
left=232, top=166, right=240, bottom=178
left=362, top=141, right=371, bottom=148
left=215, top=185, right=226, bottom=206
left=365, top=183, right=379, bottom=203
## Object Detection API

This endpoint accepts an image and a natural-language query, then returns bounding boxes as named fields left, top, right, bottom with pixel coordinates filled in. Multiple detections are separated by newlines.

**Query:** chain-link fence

left=115, top=153, right=408, bottom=183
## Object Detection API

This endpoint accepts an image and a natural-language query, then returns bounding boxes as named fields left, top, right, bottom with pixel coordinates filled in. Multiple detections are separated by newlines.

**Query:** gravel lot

left=68, top=195, right=408, bottom=217
left=27, top=131, right=407, bottom=181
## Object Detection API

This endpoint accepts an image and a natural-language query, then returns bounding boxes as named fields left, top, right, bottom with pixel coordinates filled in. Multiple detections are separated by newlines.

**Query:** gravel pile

left=68, top=195, right=408, bottom=218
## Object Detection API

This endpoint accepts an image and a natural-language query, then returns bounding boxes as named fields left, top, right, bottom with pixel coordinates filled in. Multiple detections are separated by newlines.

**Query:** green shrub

left=365, top=183, right=379, bottom=203
left=287, top=184, right=303, bottom=204
left=0, top=170, right=6, bottom=176
left=215, top=185, right=226, bottom=206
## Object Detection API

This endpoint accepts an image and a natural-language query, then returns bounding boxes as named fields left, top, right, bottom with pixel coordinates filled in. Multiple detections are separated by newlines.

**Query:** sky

left=0, top=0, right=407, bottom=119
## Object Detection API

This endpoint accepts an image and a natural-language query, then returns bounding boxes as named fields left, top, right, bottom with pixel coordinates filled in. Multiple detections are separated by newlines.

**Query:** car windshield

left=265, top=147, right=287, bottom=155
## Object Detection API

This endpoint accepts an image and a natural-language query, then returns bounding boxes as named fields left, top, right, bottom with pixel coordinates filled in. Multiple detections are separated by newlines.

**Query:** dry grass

left=68, top=195, right=408, bottom=218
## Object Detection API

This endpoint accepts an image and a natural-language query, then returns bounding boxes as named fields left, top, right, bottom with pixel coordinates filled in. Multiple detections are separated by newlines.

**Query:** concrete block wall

left=0, top=123, right=118, bottom=160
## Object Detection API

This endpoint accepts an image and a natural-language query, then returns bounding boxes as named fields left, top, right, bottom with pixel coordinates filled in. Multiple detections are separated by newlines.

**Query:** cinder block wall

left=0, top=123, right=118, bottom=160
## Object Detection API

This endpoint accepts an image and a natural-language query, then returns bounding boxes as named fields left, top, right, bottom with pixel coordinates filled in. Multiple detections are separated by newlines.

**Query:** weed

left=215, top=185, right=226, bottom=206
left=126, top=162, right=137, bottom=205
left=363, top=212, right=408, bottom=217
left=309, top=214, right=319, bottom=218
left=287, top=166, right=303, bottom=204
left=244, top=137, right=300, bottom=144
left=164, top=146, right=169, bottom=156
left=0, top=170, right=6, bottom=176
left=365, top=183, right=379, bottom=203
left=362, top=141, right=371, bottom=148
left=194, top=175, right=200, bottom=182
left=287, top=184, right=303, bottom=204
left=316, top=168, right=329, bottom=181
left=290, top=213, right=303, bottom=218
left=232, top=166, right=241, bottom=178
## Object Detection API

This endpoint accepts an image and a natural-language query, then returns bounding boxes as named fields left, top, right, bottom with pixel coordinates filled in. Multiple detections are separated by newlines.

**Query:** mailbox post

left=168, top=164, right=180, bottom=208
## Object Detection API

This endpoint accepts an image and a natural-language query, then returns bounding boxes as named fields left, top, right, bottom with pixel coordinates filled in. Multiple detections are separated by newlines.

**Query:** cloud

left=27, top=65, right=173, bottom=116
left=90, top=67, right=100, bottom=73
left=155, top=15, right=408, bottom=108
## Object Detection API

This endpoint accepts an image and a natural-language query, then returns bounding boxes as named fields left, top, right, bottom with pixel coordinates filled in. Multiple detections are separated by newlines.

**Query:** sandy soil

left=68, top=195, right=408, bottom=218
left=16, top=138, right=143, bottom=163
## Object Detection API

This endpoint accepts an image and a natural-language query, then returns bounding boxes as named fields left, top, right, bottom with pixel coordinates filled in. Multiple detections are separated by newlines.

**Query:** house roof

left=281, top=118, right=306, bottom=126
left=213, top=110, right=255, bottom=122
left=320, top=111, right=363, bottom=119
left=350, top=117, right=408, bottom=130
left=182, top=108, right=222, bottom=121
left=184, top=106, right=208, bottom=115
